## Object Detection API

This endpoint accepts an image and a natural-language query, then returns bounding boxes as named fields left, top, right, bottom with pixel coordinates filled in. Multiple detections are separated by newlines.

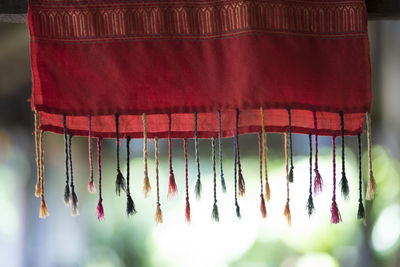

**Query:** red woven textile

left=28, top=0, right=371, bottom=138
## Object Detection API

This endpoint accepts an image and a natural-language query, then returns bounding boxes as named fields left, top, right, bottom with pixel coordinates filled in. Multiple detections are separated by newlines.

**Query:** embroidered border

left=29, top=0, right=367, bottom=41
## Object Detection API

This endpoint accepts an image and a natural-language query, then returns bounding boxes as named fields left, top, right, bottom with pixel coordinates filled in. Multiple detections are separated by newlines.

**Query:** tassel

left=331, top=136, right=342, bottom=224
left=284, top=132, right=291, bottom=226
left=96, top=137, right=104, bottom=221
left=287, top=108, right=294, bottom=182
left=366, top=113, right=376, bottom=200
left=236, top=109, right=245, bottom=197
left=339, top=112, right=349, bottom=199
left=87, top=115, right=96, bottom=194
left=234, top=133, right=241, bottom=219
left=258, top=132, right=267, bottom=219
left=154, top=137, right=163, bottom=224
left=63, top=113, right=71, bottom=206
left=211, top=137, right=220, bottom=222
left=167, top=113, right=178, bottom=198
left=126, top=137, right=137, bottom=216
left=184, top=138, right=191, bottom=223
left=142, top=113, right=151, bottom=197
left=34, top=111, right=41, bottom=197
left=194, top=111, right=202, bottom=200
left=38, top=130, right=49, bottom=218
left=307, top=133, right=315, bottom=216
left=218, top=110, right=227, bottom=193
left=260, top=107, right=271, bottom=201
left=69, top=134, right=79, bottom=216
left=357, top=133, right=366, bottom=219
left=283, top=201, right=291, bottom=226
left=313, top=111, right=323, bottom=194
left=115, top=114, right=126, bottom=196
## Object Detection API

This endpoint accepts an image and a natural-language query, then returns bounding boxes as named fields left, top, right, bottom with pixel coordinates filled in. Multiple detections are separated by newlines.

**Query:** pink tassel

left=260, top=195, right=267, bottom=219
left=168, top=172, right=177, bottom=197
left=314, top=170, right=323, bottom=194
left=167, top=113, right=178, bottom=198
left=313, top=111, right=323, bottom=195
left=88, top=180, right=95, bottom=194
left=96, top=199, right=104, bottom=221
left=331, top=136, right=342, bottom=224
left=331, top=200, right=342, bottom=224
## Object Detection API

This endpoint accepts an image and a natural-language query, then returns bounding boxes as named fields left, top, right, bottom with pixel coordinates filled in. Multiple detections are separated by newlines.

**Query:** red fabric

left=28, top=0, right=371, bottom=138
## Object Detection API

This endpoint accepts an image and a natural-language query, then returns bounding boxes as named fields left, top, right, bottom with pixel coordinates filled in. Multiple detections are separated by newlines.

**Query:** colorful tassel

left=258, top=132, right=267, bottom=218
left=260, top=107, right=270, bottom=201
left=339, top=112, right=349, bottom=199
left=313, top=111, right=323, bottom=194
left=167, top=113, right=178, bottom=198
left=184, top=138, right=191, bottom=223
left=218, top=110, right=227, bottom=193
left=357, top=133, right=365, bottom=219
left=287, top=108, right=294, bottom=183
left=235, top=109, right=245, bottom=197
left=331, top=136, right=342, bottom=224
left=69, top=134, right=79, bottom=216
left=284, top=132, right=291, bottom=226
left=154, top=137, right=163, bottom=224
left=366, top=113, right=376, bottom=200
left=88, top=115, right=96, bottom=194
left=307, top=133, right=315, bottom=217
left=211, top=137, right=220, bottom=222
left=34, top=111, right=41, bottom=198
left=38, top=130, right=49, bottom=218
left=142, top=113, right=151, bottom=197
left=126, top=137, right=137, bottom=216
left=234, top=133, right=241, bottom=219
left=194, top=111, right=202, bottom=200
left=63, top=113, right=70, bottom=206
left=96, top=137, right=104, bottom=221
left=115, top=113, right=126, bottom=196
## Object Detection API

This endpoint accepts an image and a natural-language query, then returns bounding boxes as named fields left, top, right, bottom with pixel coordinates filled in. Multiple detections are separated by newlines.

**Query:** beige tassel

left=34, top=111, right=42, bottom=197
left=366, top=113, right=376, bottom=200
left=142, top=113, right=152, bottom=197
left=283, top=132, right=291, bottom=226
left=38, top=131, right=49, bottom=218
left=154, top=137, right=163, bottom=224
left=260, top=107, right=270, bottom=201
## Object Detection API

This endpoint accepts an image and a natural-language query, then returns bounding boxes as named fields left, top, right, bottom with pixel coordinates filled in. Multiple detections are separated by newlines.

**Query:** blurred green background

left=0, top=21, right=400, bottom=267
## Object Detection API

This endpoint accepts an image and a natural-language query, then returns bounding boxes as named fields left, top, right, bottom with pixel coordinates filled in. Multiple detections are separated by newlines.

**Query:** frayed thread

left=330, top=200, right=342, bottom=224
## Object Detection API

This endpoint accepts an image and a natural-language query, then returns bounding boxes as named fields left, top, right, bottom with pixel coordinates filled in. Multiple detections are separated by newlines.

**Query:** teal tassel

left=307, top=194, right=315, bottom=217
left=211, top=203, right=219, bottom=222
left=195, top=178, right=202, bottom=200
left=340, top=173, right=350, bottom=200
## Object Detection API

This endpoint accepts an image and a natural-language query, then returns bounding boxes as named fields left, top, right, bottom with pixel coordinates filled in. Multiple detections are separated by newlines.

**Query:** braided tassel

left=366, top=113, right=376, bottom=200
left=307, top=133, right=315, bottom=217
left=331, top=136, right=342, bottom=224
left=287, top=108, right=294, bottom=183
left=154, top=137, right=163, bottom=224
left=234, top=133, right=241, bottom=219
left=260, top=107, right=270, bottom=201
left=34, top=111, right=41, bottom=198
left=236, top=109, right=245, bottom=197
left=38, top=130, right=49, bottom=218
left=142, top=113, right=151, bottom=197
left=283, top=133, right=291, bottom=226
left=167, top=113, right=178, bottom=198
left=88, top=115, right=96, bottom=194
left=211, top=137, right=219, bottom=222
left=357, top=133, right=365, bottom=219
left=339, top=112, right=349, bottom=199
left=194, top=111, right=202, bottom=200
left=69, top=134, right=79, bottom=216
left=218, top=110, right=227, bottom=193
left=258, top=132, right=267, bottom=218
left=63, top=113, right=70, bottom=206
left=184, top=138, right=191, bottom=223
left=115, top=113, right=126, bottom=196
left=96, top=137, right=104, bottom=221
left=313, top=111, right=323, bottom=194
left=126, top=137, right=137, bottom=216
